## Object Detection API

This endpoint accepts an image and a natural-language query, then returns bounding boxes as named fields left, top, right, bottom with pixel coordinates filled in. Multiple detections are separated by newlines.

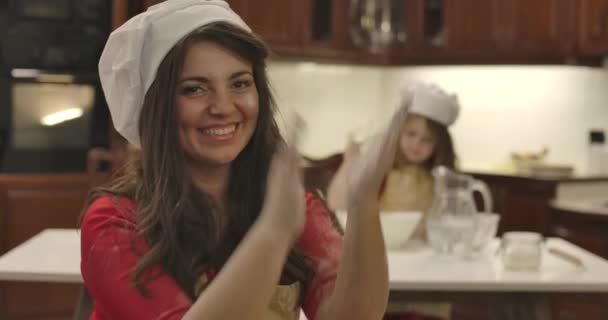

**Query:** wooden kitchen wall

left=0, top=174, right=91, bottom=320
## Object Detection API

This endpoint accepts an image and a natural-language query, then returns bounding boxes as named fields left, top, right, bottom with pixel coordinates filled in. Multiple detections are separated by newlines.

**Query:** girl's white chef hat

left=98, top=0, right=251, bottom=147
left=402, top=82, right=461, bottom=126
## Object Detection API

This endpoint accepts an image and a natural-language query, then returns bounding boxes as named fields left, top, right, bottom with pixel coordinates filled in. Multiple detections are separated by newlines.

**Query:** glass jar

left=501, top=232, right=543, bottom=271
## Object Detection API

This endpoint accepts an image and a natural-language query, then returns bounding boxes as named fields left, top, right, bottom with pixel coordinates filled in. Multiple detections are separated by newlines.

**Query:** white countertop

left=389, top=238, right=608, bottom=292
left=550, top=199, right=608, bottom=216
left=2, top=229, right=608, bottom=293
left=0, top=228, right=82, bottom=283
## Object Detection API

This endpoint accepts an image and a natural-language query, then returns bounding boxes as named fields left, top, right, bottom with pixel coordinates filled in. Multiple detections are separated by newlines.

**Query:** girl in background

left=327, top=83, right=460, bottom=320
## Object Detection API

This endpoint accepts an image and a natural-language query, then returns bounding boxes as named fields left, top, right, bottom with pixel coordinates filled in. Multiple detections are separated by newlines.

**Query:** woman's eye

left=180, top=86, right=206, bottom=95
left=232, top=79, right=253, bottom=90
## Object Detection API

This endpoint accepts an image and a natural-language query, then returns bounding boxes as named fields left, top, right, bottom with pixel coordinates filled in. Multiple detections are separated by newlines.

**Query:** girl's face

left=399, top=114, right=436, bottom=165
left=175, top=41, right=259, bottom=169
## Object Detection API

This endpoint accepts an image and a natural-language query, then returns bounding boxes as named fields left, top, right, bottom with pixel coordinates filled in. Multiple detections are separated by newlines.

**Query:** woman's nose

left=208, top=90, right=235, bottom=115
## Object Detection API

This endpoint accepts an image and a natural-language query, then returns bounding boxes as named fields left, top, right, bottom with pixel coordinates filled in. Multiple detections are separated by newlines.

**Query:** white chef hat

left=98, top=0, right=251, bottom=147
left=401, top=82, right=460, bottom=126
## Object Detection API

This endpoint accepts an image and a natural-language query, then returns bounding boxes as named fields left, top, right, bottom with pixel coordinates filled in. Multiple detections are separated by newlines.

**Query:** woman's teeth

left=203, top=124, right=236, bottom=136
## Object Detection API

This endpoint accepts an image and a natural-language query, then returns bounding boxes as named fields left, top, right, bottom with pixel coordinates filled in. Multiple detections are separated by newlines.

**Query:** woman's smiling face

left=175, top=41, right=259, bottom=169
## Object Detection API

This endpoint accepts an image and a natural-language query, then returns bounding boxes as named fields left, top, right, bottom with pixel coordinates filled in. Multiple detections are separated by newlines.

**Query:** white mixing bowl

left=335, top=211, right=423, bottom=250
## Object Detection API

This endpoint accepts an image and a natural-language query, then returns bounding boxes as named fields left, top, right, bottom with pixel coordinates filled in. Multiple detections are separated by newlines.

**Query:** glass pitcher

left=426, top=166, right=493, bottom=255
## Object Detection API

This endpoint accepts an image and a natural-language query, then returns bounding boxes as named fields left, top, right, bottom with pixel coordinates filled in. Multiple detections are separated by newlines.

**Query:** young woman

left=81, top=1, right=407, bottom=319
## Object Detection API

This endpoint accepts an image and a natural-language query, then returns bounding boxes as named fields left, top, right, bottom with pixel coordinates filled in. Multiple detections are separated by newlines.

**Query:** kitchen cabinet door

left=578, top=0, right=608, bottom=55
left=443, top=0, right=508, bottom=54
left=506, top=0, right=577, bottom=55
left=227, top=0, right=310, bottom=52
left=550, top=206, right=608, bottom=259
left=469, top=172, right=557, bottom=235
left=113, top=0, right=310, bottom=54
left=443, top=0, right=576, bottom=58
left=550, top=294, right=608, bottom=320
left=317, top=0, right=416, bottom=64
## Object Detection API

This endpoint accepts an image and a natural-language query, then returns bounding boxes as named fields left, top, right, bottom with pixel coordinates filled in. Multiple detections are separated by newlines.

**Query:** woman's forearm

left=326, top=162, right=350, bottom=211
left=183, top=220, right=291, bottom=320
left=318, top=198, right=389, bottom=320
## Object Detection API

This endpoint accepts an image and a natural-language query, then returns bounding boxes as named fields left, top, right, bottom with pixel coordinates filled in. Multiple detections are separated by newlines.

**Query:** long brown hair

left=85, top=22, right=311, bottom=299
left=394, top=115, right=456, bottom=171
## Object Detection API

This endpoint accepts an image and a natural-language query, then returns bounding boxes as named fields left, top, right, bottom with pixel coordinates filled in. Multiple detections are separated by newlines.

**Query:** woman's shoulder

left=82, top=194, right=138, bottom=231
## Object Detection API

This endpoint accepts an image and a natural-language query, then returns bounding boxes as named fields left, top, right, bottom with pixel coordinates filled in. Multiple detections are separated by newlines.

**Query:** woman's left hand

left=258, top=113, right=307, bottom=243
left=345, top=98, right=411, bottom=212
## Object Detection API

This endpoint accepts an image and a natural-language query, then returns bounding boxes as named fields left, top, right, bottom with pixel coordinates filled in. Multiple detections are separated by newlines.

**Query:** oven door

left=1, top=69, right=109, bottom=173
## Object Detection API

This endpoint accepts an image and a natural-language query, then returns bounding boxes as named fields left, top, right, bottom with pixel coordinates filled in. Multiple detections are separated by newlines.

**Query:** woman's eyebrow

left=178, top=71, right=252, bottom=84
left=178, top=76, right=209, bottom=84
left=229, top=70, right=253, bottom=79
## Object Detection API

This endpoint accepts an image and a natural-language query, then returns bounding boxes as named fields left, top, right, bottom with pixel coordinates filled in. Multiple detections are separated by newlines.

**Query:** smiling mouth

left=199, top=123, right=238, bottom=141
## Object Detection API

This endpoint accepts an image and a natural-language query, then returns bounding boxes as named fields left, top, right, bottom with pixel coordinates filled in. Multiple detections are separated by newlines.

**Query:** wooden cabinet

left=312, top=0, right=578, bottom=64
left=111, top=0, right=605, bottom=65
left=578, top=0, right=608, bottom=55
left=550, top=204, right=608, bottom=259
left=227, top=0, right=311, bottom=52
left=506, top=0, right=577, bottom=55
left=0, top=174, right=91, bottom=320
left=550, top=293, right=608, bottom=320
left=0, top=175, right=91, bottom=253
left=438, top=0, right=576, bottom=61
left=468, top=172, right=608, bottom=259
left=469, top=173, right=558, bottom=235
left=115, top=0, right=313, bottom=55
left=443, top=0, right=507, bottom=54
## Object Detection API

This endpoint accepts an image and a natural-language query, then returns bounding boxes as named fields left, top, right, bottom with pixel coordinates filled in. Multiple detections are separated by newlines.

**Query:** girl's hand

left=259, top=115, right=306, bottom=243
left=346, top=99, right=411, bottom=212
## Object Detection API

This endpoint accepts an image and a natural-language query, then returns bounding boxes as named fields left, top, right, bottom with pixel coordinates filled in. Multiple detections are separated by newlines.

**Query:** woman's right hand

left=345, top=102, right=410, bottom=213
left=258, top=115, right=306, bottom=244
left=344, top=136, right=361, bottom=161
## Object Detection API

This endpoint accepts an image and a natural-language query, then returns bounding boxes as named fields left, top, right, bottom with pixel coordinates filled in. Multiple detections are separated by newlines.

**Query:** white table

left=10, top=229, right=608, bottom=292
left=387, top=238, right=608, bottom=319
left=12, top=229, right=607, bottom=290
left=0, top=228, right=81, bottom=283
left=3, top=229, right=608, bottom=319
left=0, top=228, right=309, bottom=319
left=388, top=238, right=608, bottom=292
